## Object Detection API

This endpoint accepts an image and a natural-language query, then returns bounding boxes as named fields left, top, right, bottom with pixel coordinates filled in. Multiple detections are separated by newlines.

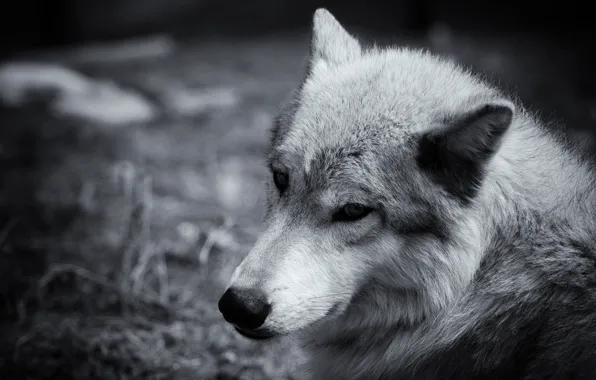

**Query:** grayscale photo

left=0, top=1, right=595, bottom=379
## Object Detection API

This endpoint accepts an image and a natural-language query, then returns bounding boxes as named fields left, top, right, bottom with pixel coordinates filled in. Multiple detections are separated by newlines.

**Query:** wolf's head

left=219, top=9, right=515, bottom=339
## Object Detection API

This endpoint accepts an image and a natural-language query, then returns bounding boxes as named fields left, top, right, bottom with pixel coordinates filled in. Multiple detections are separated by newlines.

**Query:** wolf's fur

left=304, top=213, right=596, bottom=379
left=221, top=8, right=596, bottom=379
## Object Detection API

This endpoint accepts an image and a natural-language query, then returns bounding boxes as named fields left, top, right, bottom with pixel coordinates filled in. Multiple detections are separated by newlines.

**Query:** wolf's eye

left=333, top=203, right=373, bottom=222
left=273, top=171, right=289, bottom=193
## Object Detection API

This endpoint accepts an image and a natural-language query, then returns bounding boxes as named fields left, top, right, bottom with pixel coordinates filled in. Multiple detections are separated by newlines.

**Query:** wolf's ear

left=310, top=8, right=362, bottom=66
left=416, top=100, right=515, bottom=204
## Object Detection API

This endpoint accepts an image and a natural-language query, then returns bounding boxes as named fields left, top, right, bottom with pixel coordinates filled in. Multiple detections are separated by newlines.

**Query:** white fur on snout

left=261, top=236, right=366, bottom=334
left=227, top=264, right=242, bottom=288
left=227, top=215, right=289, bottom=291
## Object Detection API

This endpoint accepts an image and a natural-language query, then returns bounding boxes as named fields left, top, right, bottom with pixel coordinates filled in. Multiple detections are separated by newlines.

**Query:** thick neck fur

left=480, top=111, right=596, bottom=241
left=299, top=111, right=596, bottom=379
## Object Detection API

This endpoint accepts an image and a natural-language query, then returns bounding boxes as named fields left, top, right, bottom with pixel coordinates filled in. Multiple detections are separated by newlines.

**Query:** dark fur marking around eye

left=396, top=211, right=449, bottom=243
left=333, top=203, right=373, bottom=223
left=272, top=169, right=290, bottom=194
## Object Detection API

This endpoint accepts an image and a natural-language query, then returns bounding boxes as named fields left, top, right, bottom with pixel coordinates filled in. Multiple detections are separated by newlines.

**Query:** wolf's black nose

left=218, top=288, right=271, bottom=330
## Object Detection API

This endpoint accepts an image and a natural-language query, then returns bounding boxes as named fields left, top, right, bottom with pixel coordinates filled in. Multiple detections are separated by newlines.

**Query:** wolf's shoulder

left=478, top=212, right=596, bottom=296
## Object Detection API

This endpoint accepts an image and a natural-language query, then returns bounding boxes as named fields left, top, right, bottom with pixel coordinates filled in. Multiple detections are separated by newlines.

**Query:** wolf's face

left=219, top=9, right=515, bottom=339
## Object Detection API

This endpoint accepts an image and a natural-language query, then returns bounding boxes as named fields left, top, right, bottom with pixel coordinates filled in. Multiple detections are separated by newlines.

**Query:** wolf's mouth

left=234, top=326, right=277, bottom=340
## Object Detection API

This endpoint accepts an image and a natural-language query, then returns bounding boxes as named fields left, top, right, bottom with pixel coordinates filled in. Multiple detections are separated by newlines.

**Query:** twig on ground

left=118, top=166, right=154, bottom=295
left=197, top=215, right=235, bottom=267
left=78, top=180, right=97, bottom=212
left=155, top=250, right=170, bottom=304
left=130, top=242, right=155, bottom=295
left=37, top=263, right=113, bottom=292
left=112, top=160, right=136, bottom=199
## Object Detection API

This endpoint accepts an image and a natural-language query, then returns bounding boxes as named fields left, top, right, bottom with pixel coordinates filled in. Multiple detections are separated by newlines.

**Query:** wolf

left=218, top=8, right=596, bottom=380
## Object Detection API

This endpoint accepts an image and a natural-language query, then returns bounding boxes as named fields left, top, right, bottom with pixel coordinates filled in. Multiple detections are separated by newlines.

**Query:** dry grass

left=0, top=156, right=304, bottom=379
left=0, top=35, right=310, bottom=379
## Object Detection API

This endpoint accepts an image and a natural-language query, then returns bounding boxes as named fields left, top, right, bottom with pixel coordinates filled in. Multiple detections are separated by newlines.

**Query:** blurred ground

left=0, top=30, right=594, bottom=379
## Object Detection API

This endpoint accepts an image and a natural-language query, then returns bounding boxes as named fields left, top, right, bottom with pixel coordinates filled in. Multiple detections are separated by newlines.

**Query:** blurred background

left=0, top=1, right=595, bottom=379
